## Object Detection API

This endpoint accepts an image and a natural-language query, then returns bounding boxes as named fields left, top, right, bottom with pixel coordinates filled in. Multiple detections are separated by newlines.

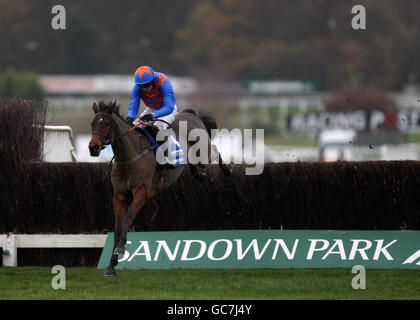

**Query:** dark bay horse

left=88, top=101, right=231, bottom=276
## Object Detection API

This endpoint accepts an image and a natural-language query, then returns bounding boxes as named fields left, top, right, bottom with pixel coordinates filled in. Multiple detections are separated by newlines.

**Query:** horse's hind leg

left=104, top=193, right=128, bottom=277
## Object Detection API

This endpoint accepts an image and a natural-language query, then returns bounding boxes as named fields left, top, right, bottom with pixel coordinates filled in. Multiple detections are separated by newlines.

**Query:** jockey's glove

left=140, top=114, right=154, bottom=122
left=125, top=116, right=135, bottom=124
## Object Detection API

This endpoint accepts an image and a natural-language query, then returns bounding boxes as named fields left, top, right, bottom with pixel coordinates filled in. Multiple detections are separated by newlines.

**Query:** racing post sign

left=97, top=230, right=420, bottom=270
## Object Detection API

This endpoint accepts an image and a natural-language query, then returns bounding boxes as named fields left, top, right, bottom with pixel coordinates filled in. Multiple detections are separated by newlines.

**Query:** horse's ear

left=108, top=100, right=117, bottom=113
left=93, top=102, right=99, bottom=114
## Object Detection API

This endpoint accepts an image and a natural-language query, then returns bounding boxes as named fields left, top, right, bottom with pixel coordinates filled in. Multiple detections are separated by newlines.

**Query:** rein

left=93, top=112, right=142, bottom=149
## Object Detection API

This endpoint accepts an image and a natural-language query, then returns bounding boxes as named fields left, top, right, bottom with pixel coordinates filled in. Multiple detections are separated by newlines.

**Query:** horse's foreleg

left=115, top=184, right=148, bottom=253
left=104, top=193, right=128, bottom=277
left=218, top=153, right=232, bottom=177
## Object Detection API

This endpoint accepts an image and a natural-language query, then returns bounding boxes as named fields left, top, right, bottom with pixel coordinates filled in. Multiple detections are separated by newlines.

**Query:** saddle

left=135, top=125, right=160, bottom=150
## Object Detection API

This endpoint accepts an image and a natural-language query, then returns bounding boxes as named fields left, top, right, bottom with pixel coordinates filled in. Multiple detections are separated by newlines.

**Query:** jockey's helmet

left=134, top=66, right=155, bottom=85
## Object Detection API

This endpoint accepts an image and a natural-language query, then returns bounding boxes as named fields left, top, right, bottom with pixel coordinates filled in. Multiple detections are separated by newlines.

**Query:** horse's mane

left=97, top=100, right=125, bottom=122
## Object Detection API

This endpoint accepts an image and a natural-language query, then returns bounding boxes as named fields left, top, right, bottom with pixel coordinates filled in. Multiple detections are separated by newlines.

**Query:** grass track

left=0, top=267, right=419, bottom=300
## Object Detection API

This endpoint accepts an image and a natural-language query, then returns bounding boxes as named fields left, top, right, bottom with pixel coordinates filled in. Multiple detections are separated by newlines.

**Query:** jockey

left=125, top=66, right=177, bottom=131
left=126, top=66, right=185, bottom=167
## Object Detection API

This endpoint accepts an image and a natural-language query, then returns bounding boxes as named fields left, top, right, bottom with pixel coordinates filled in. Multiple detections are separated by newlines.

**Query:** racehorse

left=88, top=100, right=231, bottom=276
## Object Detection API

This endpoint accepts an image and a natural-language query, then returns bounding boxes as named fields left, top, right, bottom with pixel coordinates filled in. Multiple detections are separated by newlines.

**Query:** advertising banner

left=287, top=110, right=420, bottom=132
left=97, top=230, right=420, bottom=270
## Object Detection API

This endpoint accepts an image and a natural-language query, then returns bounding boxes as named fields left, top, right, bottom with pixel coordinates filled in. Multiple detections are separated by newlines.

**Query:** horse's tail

left=182, top=108, right=232, bottom=177
left=181, top=108, right=218, bottom=137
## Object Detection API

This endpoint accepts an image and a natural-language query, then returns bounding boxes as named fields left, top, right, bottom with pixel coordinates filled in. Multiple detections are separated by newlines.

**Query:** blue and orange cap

left=134, top=66, right=155, bottom=85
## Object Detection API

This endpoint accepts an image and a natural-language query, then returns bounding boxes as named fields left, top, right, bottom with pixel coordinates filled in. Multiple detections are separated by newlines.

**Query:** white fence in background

left=265, top=143, right=420, bottom=162
left=43, top=125, right=77, bottom=162
left=1, top=234, right=107, bottom=267
left=74, top=130, right=420, bottom=163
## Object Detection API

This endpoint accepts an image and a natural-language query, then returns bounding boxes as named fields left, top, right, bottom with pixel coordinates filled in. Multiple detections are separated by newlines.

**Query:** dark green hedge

left=2, top=161, right=420, bottom=235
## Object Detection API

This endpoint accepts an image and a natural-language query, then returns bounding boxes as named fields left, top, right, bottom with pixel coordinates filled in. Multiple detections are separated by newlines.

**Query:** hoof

left=104, top=268, right=116, bottom=277
left=113, top=247, right=125, bottom=255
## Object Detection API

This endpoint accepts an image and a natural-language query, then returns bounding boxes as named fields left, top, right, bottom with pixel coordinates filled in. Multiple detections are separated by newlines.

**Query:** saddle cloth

left=136, top=127, right=186, bottom=168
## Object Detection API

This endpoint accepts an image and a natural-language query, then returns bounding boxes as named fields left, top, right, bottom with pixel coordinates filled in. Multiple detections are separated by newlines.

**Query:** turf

left=0, top=267, right=419, bottom=300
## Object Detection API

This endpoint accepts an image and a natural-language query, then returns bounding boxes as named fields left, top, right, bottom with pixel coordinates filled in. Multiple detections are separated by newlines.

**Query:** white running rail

left=1, top=234, right=107, bottom=267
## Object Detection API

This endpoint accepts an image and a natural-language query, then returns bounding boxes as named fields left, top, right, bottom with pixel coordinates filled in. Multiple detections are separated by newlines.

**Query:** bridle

left=92, top=112, right=116, bottom=150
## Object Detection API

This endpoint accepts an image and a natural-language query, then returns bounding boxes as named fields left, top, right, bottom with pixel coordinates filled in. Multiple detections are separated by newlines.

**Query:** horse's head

left=89, top=100, right=117, bottom=157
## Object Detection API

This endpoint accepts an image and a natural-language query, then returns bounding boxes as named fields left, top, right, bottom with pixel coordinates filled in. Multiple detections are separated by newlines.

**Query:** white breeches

left=140, top=105, right=178, bottom=130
